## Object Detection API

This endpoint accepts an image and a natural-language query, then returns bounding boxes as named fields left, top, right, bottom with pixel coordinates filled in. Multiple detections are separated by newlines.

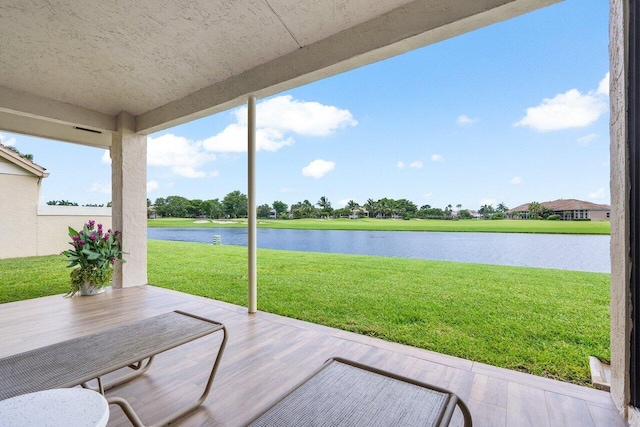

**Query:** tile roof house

left=508, top=199, right=611, bottom=220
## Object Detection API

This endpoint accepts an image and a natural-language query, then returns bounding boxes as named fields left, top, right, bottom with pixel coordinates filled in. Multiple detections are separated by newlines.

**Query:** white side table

left=0, top=388, right=109, bottom=427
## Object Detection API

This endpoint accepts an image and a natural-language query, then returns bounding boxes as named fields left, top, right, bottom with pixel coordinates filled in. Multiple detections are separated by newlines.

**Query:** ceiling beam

left=0, top=86, right=116, bottom=133
left=0, top=111, right=112, bottom=148
left=137, top=0, right=559, bottom=134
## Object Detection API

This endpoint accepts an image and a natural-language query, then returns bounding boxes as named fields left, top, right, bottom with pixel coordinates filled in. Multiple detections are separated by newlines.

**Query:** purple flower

left=111, top=257, right=117, bottom=264
left=104, top=233, right=110, bottom=240
left=97, top=224, right=103, bottom=232
left=87, top=220, right=95, bottom=229
left=90, top=233, right=97, bottom=241
left=79, top=239, right=85, bottom=245
left=72, top=235, right=79, bottom=242
left=114, top=230, right=120, bottom=237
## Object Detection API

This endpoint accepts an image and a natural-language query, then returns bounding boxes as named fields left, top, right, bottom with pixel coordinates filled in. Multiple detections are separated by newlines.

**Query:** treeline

left=150, top=191, right=510, bottom=220
left=153, top=191, right=249, bottom=219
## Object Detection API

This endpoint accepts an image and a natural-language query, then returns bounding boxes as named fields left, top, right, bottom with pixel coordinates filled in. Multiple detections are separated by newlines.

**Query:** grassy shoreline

left=1, top=240, right=609, bottom=386
left=148, top=217, right=610, bottom=235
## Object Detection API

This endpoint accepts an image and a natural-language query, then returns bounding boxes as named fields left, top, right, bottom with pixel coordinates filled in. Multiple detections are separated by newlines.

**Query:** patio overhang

left=0, top=0, right=557, bottom=140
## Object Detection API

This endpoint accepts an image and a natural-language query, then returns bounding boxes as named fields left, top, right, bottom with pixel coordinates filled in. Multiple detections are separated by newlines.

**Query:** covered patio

left=1, top=0, right=638, bottom=425
left=0, top=285, right=624, bottom=426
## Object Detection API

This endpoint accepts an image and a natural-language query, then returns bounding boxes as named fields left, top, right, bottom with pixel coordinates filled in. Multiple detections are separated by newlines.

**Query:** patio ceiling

left=0, top=0, right=558, bottom=148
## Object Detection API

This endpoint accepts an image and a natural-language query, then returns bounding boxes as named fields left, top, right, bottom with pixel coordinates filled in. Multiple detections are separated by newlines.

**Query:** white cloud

left=423, top=192, right=433, bottom=200
left=302, top=159, right=335, bottom=179
left=202, top=124, right=294, bottom=153
left=597, top=72, right=610, bottom=96
left=431, top=154, right=443, bottom=162
left=410, top=161, right=423, bottom=169
left=101, top=150, right=111, bottom=165
left=236, top=95, right=357, bottom=136
left=397, top=161, right=405, bottom=169
left=89, top=182, right=111, bottom=194
left=280, top=187, right=296, bottom=193
left=515, top=74, right=609, bottom=131
left=147, top=180, right=159, bottom=193
left=510, top=176, right=522, bottom=185
left=577, top=133, right=598, bottom=146
left=588, top=188, right=606, bottom=199
left=0, top=133, right=17, bottom=146
left=456, top=115, right=478, bottom=126
left=337, top=199, right=351, bottom=207
left=148, top=134, right=216, bottom=178
left=480, top=198, right=497, bottom=206
left=203, top=95, right=357, bottom=153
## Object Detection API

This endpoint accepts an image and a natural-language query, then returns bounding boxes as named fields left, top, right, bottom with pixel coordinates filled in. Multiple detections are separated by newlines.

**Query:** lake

left=147, top=228, right=611, bottom=273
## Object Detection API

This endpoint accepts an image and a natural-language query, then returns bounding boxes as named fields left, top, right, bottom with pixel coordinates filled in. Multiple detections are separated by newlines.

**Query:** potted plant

left=62, top=220, right=125, bottom=296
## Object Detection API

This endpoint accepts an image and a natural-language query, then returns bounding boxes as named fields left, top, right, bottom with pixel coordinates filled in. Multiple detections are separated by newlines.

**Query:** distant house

left=467, top=210, right=481, bottom=219
left=148, top=205, right=158, bottom=219
left=350, top=208, right=369, bottom=219
left=269, top=209, right=277, bottom=219
left=0, top=143, right=111, bottom=259
left=0, top=144, right=49, bottom=258
left=508, top=199, right=610, bottom=220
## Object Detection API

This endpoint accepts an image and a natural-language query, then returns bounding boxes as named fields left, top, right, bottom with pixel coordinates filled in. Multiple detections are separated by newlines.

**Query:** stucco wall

left=36, top=206, right=111, bottom=256
left=0, top=190, right=112, bottom=259
left=609, top=0, right=633, bottom=422
left=0, top=174, right=39, bottom=258
left=590, top=210, right=610, bottom=221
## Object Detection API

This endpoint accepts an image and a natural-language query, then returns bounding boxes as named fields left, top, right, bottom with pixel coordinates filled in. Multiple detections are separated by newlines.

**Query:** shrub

left=547, top=215, right=560, bottom=221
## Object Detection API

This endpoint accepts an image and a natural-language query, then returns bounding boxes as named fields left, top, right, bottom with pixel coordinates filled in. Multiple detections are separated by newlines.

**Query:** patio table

left=0, top=389, right=109, bottom=427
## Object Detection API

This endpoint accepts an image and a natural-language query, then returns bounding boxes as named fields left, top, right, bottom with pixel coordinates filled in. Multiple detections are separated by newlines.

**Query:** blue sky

left=2, top=0, right=610, bottom=211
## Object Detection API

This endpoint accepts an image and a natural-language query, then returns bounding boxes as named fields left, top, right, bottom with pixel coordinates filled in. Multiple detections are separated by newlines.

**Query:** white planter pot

left=80, top=283, right=107, bottom=296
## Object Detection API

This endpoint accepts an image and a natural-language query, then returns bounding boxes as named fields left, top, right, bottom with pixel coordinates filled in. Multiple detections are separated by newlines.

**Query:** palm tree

left=381, top=199, right=392, bottom=218
left=364, top=198, right=377, bottom=218
left=479, top=204, right=494, bottom=219
left=346, top=200, right=359, bottom=217
left=456, top=204, right=462, bottom=216
left=300, top=200, right=315, bottom=218
left=316, top=196, right=332, bottom=217
left=528, top=201, right=541, bottom=219
left=389, top=199, right=401, bottom=218
left=445, top=204, right=453, bottom=219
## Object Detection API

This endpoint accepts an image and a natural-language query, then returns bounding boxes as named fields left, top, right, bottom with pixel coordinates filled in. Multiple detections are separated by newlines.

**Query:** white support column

left=248, top=96, right=257, bottom=313
left=111, top=111, right=148, bottom=288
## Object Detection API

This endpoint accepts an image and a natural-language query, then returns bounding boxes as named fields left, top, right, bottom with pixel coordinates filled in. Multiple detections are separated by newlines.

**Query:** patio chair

left=0, top=311, right=227, bottom=427
left=246, top=357, right=472, bottom=426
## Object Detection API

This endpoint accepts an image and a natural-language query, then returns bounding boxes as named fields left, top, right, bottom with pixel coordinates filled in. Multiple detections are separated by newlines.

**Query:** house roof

left=0, top=144, right=49, bottom=178
left=510, top=199, right=610, bottom=212
left=0, top=0, right=559, bottom=147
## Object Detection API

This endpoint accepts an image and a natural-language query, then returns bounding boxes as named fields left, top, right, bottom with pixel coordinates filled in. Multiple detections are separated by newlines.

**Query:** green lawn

left=0, top=240, right=609, bottom=386
left=148, top=217, right=610, bottom=235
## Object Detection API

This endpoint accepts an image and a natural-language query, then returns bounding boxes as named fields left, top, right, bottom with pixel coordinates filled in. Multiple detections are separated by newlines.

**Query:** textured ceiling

left=0, top=0, right=412, bottom=116
left=0, top=0, right=558, bottom=143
